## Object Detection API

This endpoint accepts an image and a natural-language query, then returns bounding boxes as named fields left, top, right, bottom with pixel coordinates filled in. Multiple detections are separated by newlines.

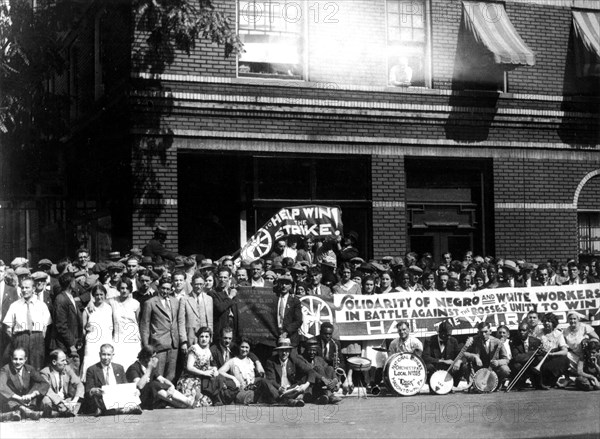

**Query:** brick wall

left=494, top=159, right=600, bottom=262
left=578, top=175, right=600, bottom=210
left=131, top=142, right=179, bottom=252
left=371, top=155, right=406, bottom=258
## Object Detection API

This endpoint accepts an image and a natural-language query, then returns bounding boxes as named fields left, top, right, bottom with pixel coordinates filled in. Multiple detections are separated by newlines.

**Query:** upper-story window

left=238, top=0, right=304, bottom=79
left=386, top=0, right=429, bottom=87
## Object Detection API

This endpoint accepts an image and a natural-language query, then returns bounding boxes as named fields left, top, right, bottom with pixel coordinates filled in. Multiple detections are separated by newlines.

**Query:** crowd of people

left=0, top=225, right=599, bottom=423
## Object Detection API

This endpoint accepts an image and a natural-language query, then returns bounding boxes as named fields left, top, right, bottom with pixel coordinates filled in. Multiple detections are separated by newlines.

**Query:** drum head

left=347, top=356, right=372, bottom=371
left=473, top=369, right=498, bottom=393
left=384, top=353, right=427, bottom=396
left=429, top=370, right=453, bottom=395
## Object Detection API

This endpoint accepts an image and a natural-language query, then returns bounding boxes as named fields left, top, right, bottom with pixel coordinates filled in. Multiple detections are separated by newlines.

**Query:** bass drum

left=383, top=353, right=427, bottom=396
left=429, top=370, right=453, bottom=395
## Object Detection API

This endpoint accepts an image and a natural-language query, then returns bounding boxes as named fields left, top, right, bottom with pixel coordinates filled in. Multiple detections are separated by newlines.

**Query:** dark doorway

left=405, top=158, right=494, bottom=263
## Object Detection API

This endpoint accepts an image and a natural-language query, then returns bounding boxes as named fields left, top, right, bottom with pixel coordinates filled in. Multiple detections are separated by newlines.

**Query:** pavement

left=1, top=387, right=599, bottom=439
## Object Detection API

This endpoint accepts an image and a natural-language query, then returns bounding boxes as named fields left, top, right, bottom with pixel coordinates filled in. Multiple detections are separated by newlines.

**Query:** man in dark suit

left=275, top=274, right=303, bottom=349
left=422, top=321, right=465, bottom=387
left=210, top=268, right=238, bottom=341
left=464, top=322, right=510, bottom=389
left=210, top=327, right=264, bottom=376
left=498, top=260, right=524, bottom=288
left=0, top=262, right=19, bottom=366
left=140, top=278, right=185, bottom=382
left=53, top=274, right=83, bottom=362
left=509, top=323, right=544, bottom=390
left=301, top=338, right=340, bottom=404
left=84, top=343, right=139, bottom=415
left=255, top=338, right=315, bottom=407
left=40, top=349, right=83, bottom=416
left=0, top=346, right=49, bottom=421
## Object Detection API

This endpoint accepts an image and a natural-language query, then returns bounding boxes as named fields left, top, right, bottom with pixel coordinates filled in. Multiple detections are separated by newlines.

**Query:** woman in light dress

left=81, top=284, right=114, bottom=381
left=110, top=278, right=142, bottom=370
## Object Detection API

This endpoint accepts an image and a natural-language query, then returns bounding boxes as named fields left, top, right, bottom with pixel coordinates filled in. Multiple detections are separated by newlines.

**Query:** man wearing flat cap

left=408, top=265, right=424, bottom=292
left=275, top=274, right=303, bottom=349
left=301, top=338, right=341, bottom=404
left=143, top=225, right=178, bottom=264
left=37, top=259, right=61, bottom=298
left=521, top=263, right=541, bottom=288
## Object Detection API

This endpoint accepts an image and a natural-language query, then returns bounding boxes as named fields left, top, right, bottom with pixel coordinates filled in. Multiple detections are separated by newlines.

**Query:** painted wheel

left=240, top=228, right=272, bottom=262
left=299, top=296, right=334, bottom=338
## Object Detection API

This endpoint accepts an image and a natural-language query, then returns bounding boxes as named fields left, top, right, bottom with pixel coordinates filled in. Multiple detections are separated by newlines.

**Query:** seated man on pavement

left=85, top=343, right=141, bottom=416
left=509, top=323, right=543, bottom=390
left=301, top=338, right=341, bottom=405
left=127, top=346, right=193, bottom=410
left=40, top=349, right=83, bottom=417
left=0, top=347, right=49, bottom=422
left=464, top=322, right=510, bottom=390
left=255, top=338, right=315, bottom=407
left=422, top=321, right=465, bottom=388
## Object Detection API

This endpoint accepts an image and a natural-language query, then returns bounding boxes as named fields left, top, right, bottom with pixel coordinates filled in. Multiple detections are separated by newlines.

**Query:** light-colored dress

left=111, top=297, right=141, bottom=370
left=81, top=302, right=114, bottom=381
left=563, top=323, right=597, bottom=373
left=177, top=345, right=215, bottom=407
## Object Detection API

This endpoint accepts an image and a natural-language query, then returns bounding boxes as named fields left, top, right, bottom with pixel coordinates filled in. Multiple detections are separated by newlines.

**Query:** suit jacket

left=53, top=292, right=83, bottom=353
left=0, top=363, right=49, bottom=400
left=309, top=284, right=332, bottom=299
left=422, top=335, right=461, bottom=365
left=209, top=344, right=259, bottom=369
left=179, top=293, right=214, bottom=345
left=509, top=336, right=542, bottom=365
left=315, top=338, right=345, bottom=370
left=84, top=362, right=127, bottom=396
left=265, top=355, right=315, bottom=387
left=210, top=288, right=238, bottom=340
left=1, top=283, right=19, bottom=323
left=40, top=365, right=84, bottom=405
left=278, top=294, right=303, bottom=347
left=467, top=336, right=508, bottom=367
left=296, top=250, right=314, bottom=265
left=140, top=295, right=184, bottom=351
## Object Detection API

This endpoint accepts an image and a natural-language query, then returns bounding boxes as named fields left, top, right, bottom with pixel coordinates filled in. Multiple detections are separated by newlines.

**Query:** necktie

left=223, top=349, right=229, bottom=363
left=278, top=298, right=285, bottom=327
left=59, top=373, right=63, bottom=393
left=324, top=342, right=329, bottom=359
left=17, top=371, right=24, bottom=390
left=524, top=340, right=529, bottom=352
left=26, top=302, right=34, bottom=331
left=164, top=298, right=171, bottom=318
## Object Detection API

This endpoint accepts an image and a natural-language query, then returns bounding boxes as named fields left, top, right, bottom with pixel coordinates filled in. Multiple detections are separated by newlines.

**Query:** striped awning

left=462, top=2, right=536, bottom=66
left=572, top=10, right=600, bottom=77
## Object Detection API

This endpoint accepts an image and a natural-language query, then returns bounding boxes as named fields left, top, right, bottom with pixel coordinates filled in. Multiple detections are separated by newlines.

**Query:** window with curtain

left=386, top=0, right=429, bottom=87
left=238, top=0, right=304, bottom=79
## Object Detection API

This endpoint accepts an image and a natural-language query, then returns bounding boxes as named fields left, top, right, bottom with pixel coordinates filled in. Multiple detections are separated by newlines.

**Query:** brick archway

left=573, top=169, right=600, bottom=208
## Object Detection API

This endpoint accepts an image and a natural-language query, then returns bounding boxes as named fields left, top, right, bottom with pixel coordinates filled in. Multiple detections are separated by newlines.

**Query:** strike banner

left=237, top=286, right=279, bottom=346
left=317, top=283, right=600, bottom=340
left=240, top=205, right=343, bottom=264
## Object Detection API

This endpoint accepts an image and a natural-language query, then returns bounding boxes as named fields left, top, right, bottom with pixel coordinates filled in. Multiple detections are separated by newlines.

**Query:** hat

left=174, top=256, right=186, bottom=269
left=92, top=262, right=108, bottom=274
left=129, top=247, right=142, bottom=256
left=346, top=231, right=359, bottom=241
left=15, top=267, right=30, bottom=276
left=391, top=257, right=405, bottom=268
left=272, top=262, right=286, bottom=274
left=382, top=256, right=394, bottom=263
left=264, top=270, right=276, bottom=279
left=408, top=265, right=423, bottom=274
left=10, top=257, right=28, bottom=269
left=277, top=274, right=294, bottom=284
left=291, top=263, right=307, bottom=273
left=37, top=258, right=53, bottom=268
left=320, top=260, right=336, bottom=269
left=31, top=271, right=48, bottom=281
left=274, top=338, right=294, bottom=350
left=350, top=257, right=365, bottom=264
left=358, top=262, right=375, bottom=272
left=305, top=338, right=319, bottom=347
left=107, top=261, right=125, bottom=272
left=108, top=251, right=121, bottom=261
left=141, top=256, right=154, bottom=266
left=522, top=262, right=535, bottom=272
left=183, top=257, right=196, bottom=268
left=154, top=225, right=168, bottom=235
left=370, top=262, right=387, bottom=273
left=199, top=259, right=215, bottom=270
left=503, top=260, right=518, bottom=273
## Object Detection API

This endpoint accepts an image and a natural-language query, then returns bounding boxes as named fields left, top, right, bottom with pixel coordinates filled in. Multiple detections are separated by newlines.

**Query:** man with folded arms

left=40, top=349, right=83, bottom=417
left=0, top=347, right=49, bottom=421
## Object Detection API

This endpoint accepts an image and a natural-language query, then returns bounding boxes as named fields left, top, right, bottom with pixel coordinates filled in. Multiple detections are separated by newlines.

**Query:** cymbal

left=372, top=347, right=389, bottom=352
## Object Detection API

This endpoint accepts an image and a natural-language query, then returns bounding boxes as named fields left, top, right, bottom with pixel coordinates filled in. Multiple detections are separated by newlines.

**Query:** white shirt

left=502, top=339, right=512, bottom=360
left=104, top=365, right=117, bottom=386
left=389, top=335, right=423, bottom=355
left=3, top=297, right=51, bottom=335
left=277, top=294, right=289, bottom=329
left=251, top=278, right=265, bottom=287
left=280, top=359, right=290, bottom=388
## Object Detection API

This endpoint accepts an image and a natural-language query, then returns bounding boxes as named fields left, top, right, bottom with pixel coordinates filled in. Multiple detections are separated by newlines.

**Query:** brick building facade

left=11, top=0, right=599, bottom=265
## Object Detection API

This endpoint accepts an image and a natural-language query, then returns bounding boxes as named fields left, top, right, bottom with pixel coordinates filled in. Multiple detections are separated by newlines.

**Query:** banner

left=237, top=286, right=279, bottom=346
left=299, top=283, right=600, bottom=341
left=240, top=205, right=343, bottom=264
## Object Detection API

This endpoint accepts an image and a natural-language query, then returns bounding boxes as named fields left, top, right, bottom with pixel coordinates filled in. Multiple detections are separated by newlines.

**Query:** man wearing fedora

left=499, top=260, right=523, bottom=288
left=275, top=274, right=303, bottom=349
left=143, top=225, right=178, bottom=264
left=255, top=338, right=314, bottom=407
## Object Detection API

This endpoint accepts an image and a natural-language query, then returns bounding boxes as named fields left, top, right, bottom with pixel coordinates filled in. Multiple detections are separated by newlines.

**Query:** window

left=578, top=212, right=600, bottom=256
left=238, top=0, right=304, bottom=79
left=386, top=0, right=429, bottom=87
